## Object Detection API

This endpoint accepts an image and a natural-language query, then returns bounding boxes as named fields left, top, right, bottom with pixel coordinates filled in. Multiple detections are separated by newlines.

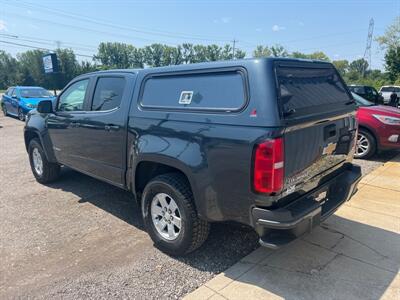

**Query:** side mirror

left=37, top=100, right=54, bottom=114
left=12, top=95, right=18, bottom=99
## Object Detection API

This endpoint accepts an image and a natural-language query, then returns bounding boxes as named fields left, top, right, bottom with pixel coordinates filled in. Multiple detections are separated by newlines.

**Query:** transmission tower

left=362, top=18, right=374, bottom=77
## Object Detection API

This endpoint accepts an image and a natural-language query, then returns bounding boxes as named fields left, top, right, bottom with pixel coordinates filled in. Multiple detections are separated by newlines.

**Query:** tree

left=95, top=42, right=141, bottom=69
left=270, top=44, right=288, bottom=57
left=384, top=46, right=400, bottom=81
left=349, top=58, right=368, bottom=75
left=0, top=51, right=18, bottom=89
left=332, top=60, right=349, bottom=76
left=291, top=51, right=329, bottom=61
left=253, top=45, right=272, bottom=58
left=376, top=16, right=400, bottom=49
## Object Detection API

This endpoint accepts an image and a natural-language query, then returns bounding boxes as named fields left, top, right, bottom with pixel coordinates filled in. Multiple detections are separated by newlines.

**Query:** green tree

left=270, top=44, right=288, bottom=57
left=95, top=42, right=142, bottom=68
left=376, top=16, right=400, bottom=49
left=253, top=45, right=272, bottom=58
left=349, top=58, right=368, bottom=75
left=0, top=51, right=18, bottom=90
left=332, top=60, right=349, bottom=76
left=291, top=51, right=329, bottom=61
left=384, top=46, right=400, bottom=81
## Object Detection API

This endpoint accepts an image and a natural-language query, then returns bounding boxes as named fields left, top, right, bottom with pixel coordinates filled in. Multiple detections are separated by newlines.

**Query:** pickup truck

left=24, top=58, right=362, bottom=256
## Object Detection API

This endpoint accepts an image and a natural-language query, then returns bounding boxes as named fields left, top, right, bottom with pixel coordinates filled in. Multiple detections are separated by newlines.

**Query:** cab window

left=91, top=77, right=125, bottom=111
left=58, top=80, right=89, bottom=112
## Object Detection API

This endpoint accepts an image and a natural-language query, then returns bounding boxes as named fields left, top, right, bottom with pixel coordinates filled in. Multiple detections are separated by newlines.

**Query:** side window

left=11, top=89, right=17, bottom=98
left=58, top=79, right=89, bottom=112
left=141, top=71, right=246, bottom=111
left=91, top=77, right=125, bottom=111
left=6, top=88, right=14, bottom=96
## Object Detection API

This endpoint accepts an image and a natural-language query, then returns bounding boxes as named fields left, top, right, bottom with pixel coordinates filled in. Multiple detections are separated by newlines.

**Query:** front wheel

left=18, top=108, right=25, bottom=121
left=355, top=129, right=376, bottom=159
left=142, top=173, right=210, bottom=256
left=28, top=138, right=61, bottom=183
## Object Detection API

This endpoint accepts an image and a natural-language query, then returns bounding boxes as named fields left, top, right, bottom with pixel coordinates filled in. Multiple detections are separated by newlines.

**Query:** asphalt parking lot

left=0, top=114, right=398, bottom=299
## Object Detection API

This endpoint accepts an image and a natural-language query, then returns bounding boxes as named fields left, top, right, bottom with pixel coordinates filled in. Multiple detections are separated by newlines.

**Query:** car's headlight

left=372, top=114, right=400, bottom=125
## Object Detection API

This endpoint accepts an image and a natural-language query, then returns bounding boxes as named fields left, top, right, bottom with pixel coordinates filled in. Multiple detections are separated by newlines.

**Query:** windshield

left=380, top=87, right=400, bottom=93
left=20, top=88, right=53, bottom=98
left=351, top=92, right=374, bottom=107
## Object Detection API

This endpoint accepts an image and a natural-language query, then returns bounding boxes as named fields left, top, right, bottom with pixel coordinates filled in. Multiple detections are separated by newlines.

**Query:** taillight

left=253, top=138, right=284, bottom=194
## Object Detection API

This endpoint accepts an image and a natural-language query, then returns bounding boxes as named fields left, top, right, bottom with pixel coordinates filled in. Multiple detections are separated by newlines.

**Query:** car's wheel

left=18, top=108, right=25, bottom=121
left=142, top=173, right=210, bottom=256
left=2, top=104, right=7, bottom=116
left=28, top=138, right=61, bottom=183
left=355, top=129, right=376, bottom=159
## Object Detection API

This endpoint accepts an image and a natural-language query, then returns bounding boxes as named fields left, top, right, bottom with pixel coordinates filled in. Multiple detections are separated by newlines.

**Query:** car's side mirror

left=37, top=100, right=54, bottom=114
left=12, top=95, right=18, bottom=99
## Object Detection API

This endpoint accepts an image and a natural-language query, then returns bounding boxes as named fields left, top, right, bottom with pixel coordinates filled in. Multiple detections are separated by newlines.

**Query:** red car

left=352, top=92, right=400, bottom=158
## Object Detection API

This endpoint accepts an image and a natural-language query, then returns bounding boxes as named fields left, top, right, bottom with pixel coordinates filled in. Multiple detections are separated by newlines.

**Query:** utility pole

left=55, top=40, right=61, bottom=49
left=232, top=39, right=237, bottom=59
left=362, top=18, right=374, bottom=77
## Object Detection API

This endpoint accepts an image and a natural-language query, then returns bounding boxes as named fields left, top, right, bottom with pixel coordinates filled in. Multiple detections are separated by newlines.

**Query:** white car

left=379, top=86, right=400, bottom=104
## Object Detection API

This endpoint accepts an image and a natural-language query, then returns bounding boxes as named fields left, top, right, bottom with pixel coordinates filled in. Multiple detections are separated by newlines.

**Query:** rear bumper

left=251, top=164, right=362, bottom=249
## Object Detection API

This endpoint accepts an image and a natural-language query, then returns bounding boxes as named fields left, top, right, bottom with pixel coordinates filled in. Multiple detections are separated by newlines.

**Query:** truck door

left=67, top=74, right=133, bottom=186
left=47, top=78, right=92, bottom=168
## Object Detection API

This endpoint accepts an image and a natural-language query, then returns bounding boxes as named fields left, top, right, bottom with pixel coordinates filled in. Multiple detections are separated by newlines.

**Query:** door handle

left=104, top=124, right=120, bottom=131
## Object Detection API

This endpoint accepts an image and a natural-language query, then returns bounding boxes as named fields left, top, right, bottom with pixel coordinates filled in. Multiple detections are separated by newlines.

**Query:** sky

left=0, top=0, right=399, bottom=70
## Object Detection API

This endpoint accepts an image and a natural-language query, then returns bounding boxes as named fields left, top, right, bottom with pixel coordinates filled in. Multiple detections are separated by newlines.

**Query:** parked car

left=24, top=58, right=361, bottom=255
left=1, top=86, right=55, bottom=121
left=379, top=85, right=400, bottom=105
left=348, top=84, right=383, bottom=104
left=352, top=92, right=400, bottom=159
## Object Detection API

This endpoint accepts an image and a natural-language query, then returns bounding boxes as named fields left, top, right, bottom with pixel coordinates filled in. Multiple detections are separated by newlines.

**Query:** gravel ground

left=0, top=115, right=397, bottom=299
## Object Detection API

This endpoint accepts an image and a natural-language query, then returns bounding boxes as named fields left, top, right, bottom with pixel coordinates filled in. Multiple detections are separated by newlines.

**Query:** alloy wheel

left=32, top=148, right=43, bottom=176
left=150, top=192, right=182, bottom=241
left=355, top=132, right=370, bottom=158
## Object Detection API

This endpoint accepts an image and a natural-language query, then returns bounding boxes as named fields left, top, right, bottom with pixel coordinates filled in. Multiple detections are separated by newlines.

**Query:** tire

left=2, top=104, right=7, bottom=116
left=28, top=138, right=61, bottom=183
left=18, top=108, right=25, bottom=121
left=355, top=129, right=376, bottom=159
left=142, top=173, right=210, bottom=256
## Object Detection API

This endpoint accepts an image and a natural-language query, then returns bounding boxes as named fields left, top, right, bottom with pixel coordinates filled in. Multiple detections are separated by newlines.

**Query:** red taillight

left=253, top=138, right=284, bottom=194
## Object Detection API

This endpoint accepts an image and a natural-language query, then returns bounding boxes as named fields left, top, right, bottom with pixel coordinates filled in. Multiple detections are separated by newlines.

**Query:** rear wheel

left=2, top=104, right=7, bottom=116
left=355, top=129, right=376, bottom=159
left=142, top=173, right=210, bottom=256
left=28, top=138, right=61, bottom=183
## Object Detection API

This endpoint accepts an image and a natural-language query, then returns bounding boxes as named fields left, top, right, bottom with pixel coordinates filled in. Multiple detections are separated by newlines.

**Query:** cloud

left=272, top=24, right=285, bottom=32
left=0, top=20, right=7, bottom=31
left=27, top=9, right=33, bottom=15
left=255, top=28, right=262, bottom=32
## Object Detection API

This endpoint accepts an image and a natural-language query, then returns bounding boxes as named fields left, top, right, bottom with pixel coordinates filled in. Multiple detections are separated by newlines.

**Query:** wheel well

left=134, top=161, right=191, bottom=196
left=358, top=125, right=376, bottom=142
left=24, top=131, right=40, bottom=151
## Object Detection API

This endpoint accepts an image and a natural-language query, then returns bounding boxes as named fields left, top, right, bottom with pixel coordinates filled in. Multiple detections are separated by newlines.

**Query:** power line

left=0, top=40, right=94, bottom=58
left=9, top=1, right=233, bottom=43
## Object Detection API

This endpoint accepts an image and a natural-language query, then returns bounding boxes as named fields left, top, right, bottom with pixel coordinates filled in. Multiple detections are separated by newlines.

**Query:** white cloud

left=0, top=20, right=7, bottom=31
left=255, top=28, right=262, bottom=32
left=272, top=24, right=285, bottom=32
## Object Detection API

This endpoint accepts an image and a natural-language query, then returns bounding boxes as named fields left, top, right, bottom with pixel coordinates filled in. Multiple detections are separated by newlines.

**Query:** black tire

left=2, top=104, right=7, bottom=116
left=142, top=173, right=210, bottom=256
left=18, top=108, right=25, bottom=121
left=355, top=128, right=376, bottom=159
left=28, top=138, right=61, bottom=183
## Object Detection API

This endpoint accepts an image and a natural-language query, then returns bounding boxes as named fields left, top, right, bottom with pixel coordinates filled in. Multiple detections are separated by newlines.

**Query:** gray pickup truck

left=24, top=58, right=361, bottom=255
